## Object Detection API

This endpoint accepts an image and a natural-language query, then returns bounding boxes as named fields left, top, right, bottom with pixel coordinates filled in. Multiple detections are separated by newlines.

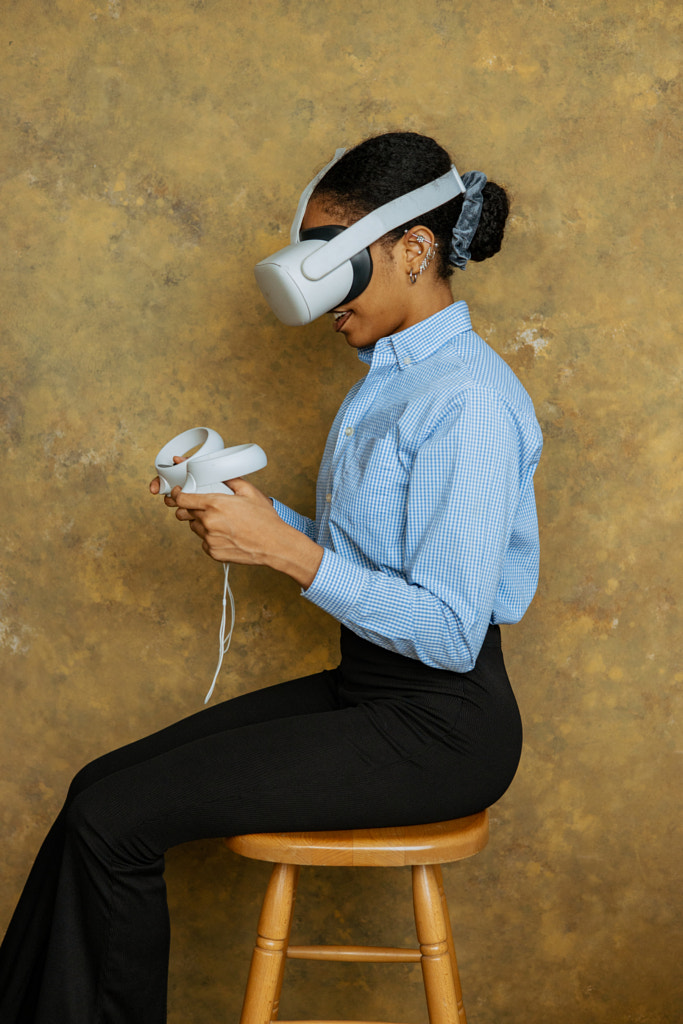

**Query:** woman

left=0, top=131, right=542, bottom=1023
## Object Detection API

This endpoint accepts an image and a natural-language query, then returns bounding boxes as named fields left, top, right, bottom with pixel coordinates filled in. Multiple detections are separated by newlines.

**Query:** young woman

left=0, top=131, right=542, bottom=1024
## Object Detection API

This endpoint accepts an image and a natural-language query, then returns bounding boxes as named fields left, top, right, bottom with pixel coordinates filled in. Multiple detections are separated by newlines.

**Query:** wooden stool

left=225, top=810, right=489, bottom=1024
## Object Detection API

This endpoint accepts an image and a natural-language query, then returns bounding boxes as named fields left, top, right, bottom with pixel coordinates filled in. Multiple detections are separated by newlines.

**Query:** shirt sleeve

left=271, top=498, right=317, bottom=540
left=302, top=388, right=522, bottom=672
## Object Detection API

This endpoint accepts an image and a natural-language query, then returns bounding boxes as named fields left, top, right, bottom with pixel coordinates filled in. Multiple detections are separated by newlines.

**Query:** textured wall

left=1, top=1, right=680, bottom=1022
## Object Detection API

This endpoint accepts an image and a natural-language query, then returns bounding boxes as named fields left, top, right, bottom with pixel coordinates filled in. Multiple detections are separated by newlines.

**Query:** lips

left=332, top=310, right=352, bottom=332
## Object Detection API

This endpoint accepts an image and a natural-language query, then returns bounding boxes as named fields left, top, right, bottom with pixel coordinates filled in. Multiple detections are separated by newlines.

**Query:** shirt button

left=403, top=356, right=411, bottom=365
left=344, top=426, right=354, bottom=437
left=325, top=493, right=332, bottom=503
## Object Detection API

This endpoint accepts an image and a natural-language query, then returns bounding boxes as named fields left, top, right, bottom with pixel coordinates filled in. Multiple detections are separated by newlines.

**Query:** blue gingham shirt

left=273, top=302, right=543, bottom=672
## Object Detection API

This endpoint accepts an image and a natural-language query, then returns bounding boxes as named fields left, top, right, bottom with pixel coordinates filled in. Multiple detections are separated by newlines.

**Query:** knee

left=63, top=781, right=130, bottom=870
left=65, top=748, right=120, bottom=806
left=64, top=772, right=160, bottom=869
left=63, top=755, right=126, bottom=850
left=63, top=783, right=105, bottom=841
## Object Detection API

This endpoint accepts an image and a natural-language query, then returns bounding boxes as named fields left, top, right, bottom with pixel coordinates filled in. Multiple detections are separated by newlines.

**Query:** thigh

left=67, top=668, right=341, bottom=802
left=66, top=692, right=453, bottom=860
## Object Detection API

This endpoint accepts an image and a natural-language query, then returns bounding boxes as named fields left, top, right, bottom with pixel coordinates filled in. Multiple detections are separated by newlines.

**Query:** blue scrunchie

left=449, top=171, right=487, bottom=270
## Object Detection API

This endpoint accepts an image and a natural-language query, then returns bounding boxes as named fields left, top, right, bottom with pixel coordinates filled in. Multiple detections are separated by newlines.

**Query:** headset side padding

left=299, top=226, right=373, bottom=305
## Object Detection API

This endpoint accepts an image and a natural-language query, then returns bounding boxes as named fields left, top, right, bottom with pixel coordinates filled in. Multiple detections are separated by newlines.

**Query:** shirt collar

left=357, top=301, right=473, bottom=370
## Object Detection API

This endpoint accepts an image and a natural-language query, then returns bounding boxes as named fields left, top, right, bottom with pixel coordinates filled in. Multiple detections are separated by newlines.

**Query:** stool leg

left=239, top=863, right=300, bottom=1024
left=434, top=865, right=467, bottom=1024
left=412, top=864, right=464, bottom=1024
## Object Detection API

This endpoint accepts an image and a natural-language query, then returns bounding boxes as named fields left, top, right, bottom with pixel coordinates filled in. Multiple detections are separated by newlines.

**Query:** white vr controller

left=155, top=427, right=267, bottom=496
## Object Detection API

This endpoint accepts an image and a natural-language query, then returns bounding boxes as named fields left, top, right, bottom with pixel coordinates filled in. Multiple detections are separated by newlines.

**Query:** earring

left=418, top=243, right=438, bottom=274
left=408, top=233, right=438, bottom=283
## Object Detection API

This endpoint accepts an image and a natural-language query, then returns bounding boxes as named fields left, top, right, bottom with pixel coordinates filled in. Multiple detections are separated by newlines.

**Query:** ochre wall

left=1, top=2, right=680, bottom=1022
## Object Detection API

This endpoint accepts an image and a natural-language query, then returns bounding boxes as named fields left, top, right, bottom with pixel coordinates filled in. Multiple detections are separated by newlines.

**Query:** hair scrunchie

left=449, top=170, right=487, bottom=270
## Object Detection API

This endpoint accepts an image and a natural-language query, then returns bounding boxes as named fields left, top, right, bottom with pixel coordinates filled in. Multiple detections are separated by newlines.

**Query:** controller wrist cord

left=204, top=563, right=235, bottom=704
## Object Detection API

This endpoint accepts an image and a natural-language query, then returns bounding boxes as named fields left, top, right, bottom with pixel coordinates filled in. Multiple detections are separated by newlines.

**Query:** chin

left=345, top=333, right=373, bottom=350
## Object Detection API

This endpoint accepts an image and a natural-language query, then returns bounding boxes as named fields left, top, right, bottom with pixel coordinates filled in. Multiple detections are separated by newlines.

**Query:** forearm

left=303, top=548, right=488, bottom=672
left=265, top=522, right=324, bottom=589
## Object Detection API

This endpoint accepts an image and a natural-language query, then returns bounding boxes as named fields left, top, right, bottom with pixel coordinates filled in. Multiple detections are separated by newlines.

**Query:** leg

left=239, top=863, right=299, bottom=1024
left=434, top=865, right=467, bottom=1024
left=32, top=695, right=384, bottom=1024
left=0, top=669, right=340, bottom=1024
left=2, top=631, right=517, bottom=1024
left=412, top=865, right=461, bottom=1024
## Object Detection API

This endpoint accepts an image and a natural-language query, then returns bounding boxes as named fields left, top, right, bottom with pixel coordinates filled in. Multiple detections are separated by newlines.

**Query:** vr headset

left=254, top=149, right=466, bottom=327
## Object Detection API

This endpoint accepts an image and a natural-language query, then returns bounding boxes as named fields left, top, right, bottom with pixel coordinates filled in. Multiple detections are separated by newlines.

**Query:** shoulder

left=419, top=331, right=543, bottom=461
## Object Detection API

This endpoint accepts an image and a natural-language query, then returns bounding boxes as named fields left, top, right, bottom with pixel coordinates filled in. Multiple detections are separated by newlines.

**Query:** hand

left=170, top=477, right=273, bottom=561
left=168, top=477, right=324, bottom=588
left=149, top=455, right=185, bottom=495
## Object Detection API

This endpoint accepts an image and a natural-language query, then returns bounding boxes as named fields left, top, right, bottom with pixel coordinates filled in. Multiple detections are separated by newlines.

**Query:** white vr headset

left=254, top=149, right=466, bottom=327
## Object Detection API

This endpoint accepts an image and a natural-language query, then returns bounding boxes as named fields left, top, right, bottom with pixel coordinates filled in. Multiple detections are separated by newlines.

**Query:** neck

left=406, top=279, right=454, bottom=329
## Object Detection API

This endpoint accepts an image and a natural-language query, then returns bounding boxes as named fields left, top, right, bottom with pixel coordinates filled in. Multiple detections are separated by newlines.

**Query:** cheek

left=359, top=249, right=399, bottom=309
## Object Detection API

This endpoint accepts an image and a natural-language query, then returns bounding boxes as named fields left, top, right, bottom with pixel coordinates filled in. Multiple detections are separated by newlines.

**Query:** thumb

left=224, top=476, right=251, bottom=495
left=225, top=477, right=270, bottom=504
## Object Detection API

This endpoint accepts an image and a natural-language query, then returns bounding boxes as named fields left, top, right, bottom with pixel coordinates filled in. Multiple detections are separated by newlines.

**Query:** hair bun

left=469, top=182, right=509, bottom=263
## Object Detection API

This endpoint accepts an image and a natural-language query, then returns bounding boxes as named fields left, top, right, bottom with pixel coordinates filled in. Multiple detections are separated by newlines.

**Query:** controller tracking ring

left=155, top=427, right=224, bottom=494
left=184, top=444, right=268, bottom=493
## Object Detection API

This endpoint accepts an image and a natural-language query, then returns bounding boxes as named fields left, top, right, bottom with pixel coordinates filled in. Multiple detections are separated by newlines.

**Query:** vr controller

left=155, top=427, right=267, bottom=495
left=155, top=427, right=267, bottom=704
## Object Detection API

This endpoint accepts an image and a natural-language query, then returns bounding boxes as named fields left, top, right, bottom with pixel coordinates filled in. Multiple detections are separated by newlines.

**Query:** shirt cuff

left=271, top=499, right=316, bottom=540
left=302, top=547, right=367, bottom=619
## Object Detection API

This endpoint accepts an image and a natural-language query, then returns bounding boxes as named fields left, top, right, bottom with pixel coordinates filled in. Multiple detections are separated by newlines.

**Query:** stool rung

left=286, top=944, right=422, bottom=963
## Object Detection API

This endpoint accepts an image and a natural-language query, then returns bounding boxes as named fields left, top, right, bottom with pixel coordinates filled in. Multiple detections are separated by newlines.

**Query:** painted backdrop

left=1, top=1, right=680, bottom=1022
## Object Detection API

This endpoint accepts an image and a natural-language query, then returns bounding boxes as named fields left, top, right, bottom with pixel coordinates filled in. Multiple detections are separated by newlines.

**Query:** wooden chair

left=225, top=810, right=489, bottom=1024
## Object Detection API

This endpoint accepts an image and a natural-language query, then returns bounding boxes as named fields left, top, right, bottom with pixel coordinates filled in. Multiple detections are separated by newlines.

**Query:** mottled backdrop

left=1, top=1, right=680, bottom=1022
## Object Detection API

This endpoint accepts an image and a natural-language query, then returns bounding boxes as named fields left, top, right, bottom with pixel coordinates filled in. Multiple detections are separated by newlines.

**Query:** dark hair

left=312, top=132, right=509, bottom=279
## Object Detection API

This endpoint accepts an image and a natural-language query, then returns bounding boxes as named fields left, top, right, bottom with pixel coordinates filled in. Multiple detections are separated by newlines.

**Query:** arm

left=150, top=462, right=319, bottom=577
left=168, top=478, right=324, bottom=589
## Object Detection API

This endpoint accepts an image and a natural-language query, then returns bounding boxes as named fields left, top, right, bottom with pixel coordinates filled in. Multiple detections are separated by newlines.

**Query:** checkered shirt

left=273, top=301, right=543, bottom=672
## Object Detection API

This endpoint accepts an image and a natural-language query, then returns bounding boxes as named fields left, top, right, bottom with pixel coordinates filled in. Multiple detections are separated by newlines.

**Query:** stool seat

left=225, top=810, right=489, bottom=867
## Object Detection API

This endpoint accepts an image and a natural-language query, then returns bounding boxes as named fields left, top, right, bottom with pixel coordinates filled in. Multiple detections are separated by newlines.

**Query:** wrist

left=266, top=523, right=324, bottom=589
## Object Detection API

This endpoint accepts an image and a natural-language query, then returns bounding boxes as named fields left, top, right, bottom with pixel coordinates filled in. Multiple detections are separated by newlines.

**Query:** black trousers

left=0, top=626, right=522, bottom=1024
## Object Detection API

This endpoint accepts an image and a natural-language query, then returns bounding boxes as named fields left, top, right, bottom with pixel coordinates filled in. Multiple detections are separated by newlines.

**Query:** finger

left=161, top=486, right=183, bottom=508
left=149, top=476, right=161, bottom=495
left=224, top=476, right=267, bottom=500
left=172, top=488, right=212, bottom=511
left=223, top=476, right=245, bottom=493
left=190, top=519, right=207, bottom=540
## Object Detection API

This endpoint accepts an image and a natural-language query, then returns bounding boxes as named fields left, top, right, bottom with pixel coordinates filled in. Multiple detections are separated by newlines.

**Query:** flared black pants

left=0, top=626, right=522, bottom=1024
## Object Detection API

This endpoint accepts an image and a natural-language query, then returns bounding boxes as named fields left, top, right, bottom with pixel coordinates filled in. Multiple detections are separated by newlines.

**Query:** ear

left=401, top=225, right=436, bottom=264
left=398, top=225, right=438, bottom=280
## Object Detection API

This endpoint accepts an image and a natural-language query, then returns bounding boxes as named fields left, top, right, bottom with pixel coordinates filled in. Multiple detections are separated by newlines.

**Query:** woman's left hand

left=166, top=478, right=324, bottom=587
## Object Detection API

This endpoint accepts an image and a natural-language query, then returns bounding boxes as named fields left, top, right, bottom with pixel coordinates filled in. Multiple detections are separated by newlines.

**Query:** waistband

left=337, top=624, right=503, bottom=696
left=481, top=623, right=502, bottom=647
